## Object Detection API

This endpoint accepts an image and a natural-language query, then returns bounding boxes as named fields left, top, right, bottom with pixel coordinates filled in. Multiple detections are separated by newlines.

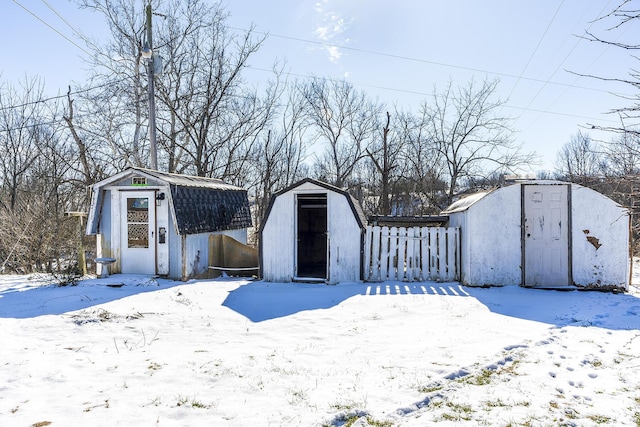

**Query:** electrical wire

left=40, top=0, right=87, bottom=41
left=0, top=80, right=121, bottom=112
left=11, top=0, right=92, bottom=56
left=0, top=8, right=626, bottom=129
left=505, top=0, right=566, bottom=101
left=229, top=26, right=615, bottom=95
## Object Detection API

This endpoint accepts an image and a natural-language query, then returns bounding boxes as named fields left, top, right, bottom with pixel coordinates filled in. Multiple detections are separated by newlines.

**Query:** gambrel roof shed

left=86, top=167, right=251, bottom=280
left=260, top=178, right=367, bottom=284
left=87, top=167, right=251, bottom=236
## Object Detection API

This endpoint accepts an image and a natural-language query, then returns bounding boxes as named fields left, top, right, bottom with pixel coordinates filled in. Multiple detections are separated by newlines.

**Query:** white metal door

left=120, top=191, right=156, bottom=275
left=523, top=185, right=570, bottom=287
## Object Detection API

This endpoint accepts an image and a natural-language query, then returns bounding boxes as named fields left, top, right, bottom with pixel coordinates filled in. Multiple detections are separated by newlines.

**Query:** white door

left=523, top=185, right=570, bottom=287
left=120, top=191, right=156, bottom=275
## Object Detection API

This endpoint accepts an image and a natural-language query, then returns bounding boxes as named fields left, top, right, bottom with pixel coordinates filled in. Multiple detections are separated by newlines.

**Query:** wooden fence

left=363, top=226, right=460, bottom=282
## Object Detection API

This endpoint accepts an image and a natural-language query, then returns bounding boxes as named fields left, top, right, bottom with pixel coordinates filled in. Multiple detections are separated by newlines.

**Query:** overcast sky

left=2, top=0, right=636, bottom=171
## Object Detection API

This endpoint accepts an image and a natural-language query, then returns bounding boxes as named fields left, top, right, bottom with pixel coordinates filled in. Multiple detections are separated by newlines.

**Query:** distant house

left=86, top=167, right=252, bottom=280
left=442, top=180, right=630, bottom=291
left=260, top=178, right=367, bottom=284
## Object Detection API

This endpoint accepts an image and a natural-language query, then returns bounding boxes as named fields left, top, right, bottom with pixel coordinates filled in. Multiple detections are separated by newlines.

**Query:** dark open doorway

left=296, top=193, right=328, bottom=279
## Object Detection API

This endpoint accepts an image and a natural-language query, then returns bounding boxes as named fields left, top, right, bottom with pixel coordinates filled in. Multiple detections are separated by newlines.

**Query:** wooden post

left=66, top=212, right=88, bottom=275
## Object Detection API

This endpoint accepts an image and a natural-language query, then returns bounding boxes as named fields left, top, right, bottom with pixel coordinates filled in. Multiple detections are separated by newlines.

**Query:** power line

left=230, top=26, right=618, bottom=95
left=0, top=80, right=119, bottom=112
left=11, top=0, right=92, bottom=56
left=521, top=1, right=625, bottom=132
left=0, top=62, right=621, bottom=126
left=243, top=65, right=620, bottom=123
left=40, top=0, right=87, bottom=41
left=506, top=0, right=566, bottom=101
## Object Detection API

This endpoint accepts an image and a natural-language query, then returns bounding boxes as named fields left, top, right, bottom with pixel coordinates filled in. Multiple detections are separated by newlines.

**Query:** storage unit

left=260, top=178, right=366, bottom=284
left=86, top=167, right=251, bottom=280
left=442, top=180, right=630, bottom=290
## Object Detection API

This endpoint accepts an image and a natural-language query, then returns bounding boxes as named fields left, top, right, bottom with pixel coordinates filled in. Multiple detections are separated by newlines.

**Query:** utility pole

left=144, top=2, right=158, bottom=170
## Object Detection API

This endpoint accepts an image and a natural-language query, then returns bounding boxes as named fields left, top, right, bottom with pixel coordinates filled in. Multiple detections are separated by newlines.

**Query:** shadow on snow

left=223, top=280, right=640, bottom=330
left=3, top=272, right=639, bottom=331
left=464, top=285, right=640, bottom=331
left=222, top=280, right=467, bottom=322
left=0, top=274, right=184, bottom=319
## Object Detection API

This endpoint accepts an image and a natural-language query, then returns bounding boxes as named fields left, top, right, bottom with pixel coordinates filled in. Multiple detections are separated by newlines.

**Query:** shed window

left=126, top=197, right=149, bottom=248
left=132, top=176, right=147, bottom=186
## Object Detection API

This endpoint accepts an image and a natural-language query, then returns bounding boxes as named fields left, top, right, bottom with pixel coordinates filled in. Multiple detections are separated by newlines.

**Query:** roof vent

left=132, top=176, right=147, bottom=186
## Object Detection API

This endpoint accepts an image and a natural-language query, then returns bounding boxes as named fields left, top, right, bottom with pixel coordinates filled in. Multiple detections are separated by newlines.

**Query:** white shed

left=260, top=178, right=367, bottom=284
left=86, top=167, right=252, bottom=280
left=442, top=180, right=630, bottom=291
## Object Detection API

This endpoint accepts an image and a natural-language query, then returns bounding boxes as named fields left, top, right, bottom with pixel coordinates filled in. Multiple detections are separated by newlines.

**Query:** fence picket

left=364, top=226, right=373, bottom=281
left=388, top=227, right=398, bottom=280
left=420, top=227, right=429, bottom=281
left=371, top=226, right=381, bottom=281
left=397, top=227, right=406, bottom=281
left=380, top=226, right=390, bottom=281
left=364, top=225, right=460, bottom=283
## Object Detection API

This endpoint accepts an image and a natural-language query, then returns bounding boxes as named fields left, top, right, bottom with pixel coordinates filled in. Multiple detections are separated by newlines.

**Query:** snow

left=1, top=264, right=640, bottom=426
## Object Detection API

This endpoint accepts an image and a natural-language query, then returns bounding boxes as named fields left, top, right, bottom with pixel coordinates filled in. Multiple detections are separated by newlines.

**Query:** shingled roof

left=138, top=168, right=252, bottom=234
left=86, top=167, right=252, bottom=236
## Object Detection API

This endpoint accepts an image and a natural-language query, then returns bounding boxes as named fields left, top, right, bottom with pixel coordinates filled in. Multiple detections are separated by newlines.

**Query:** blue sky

left=2, top=0, right=636, bottom=171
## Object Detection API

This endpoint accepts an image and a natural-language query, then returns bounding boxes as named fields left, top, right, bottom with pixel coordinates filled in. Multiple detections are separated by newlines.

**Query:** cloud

left=325, top=45, right=342, bottom=63
left=312, top=0, right=350, bottom=63
left=315, top=14, right=346, bottom=41
left=314, top=0, right=328, bottom=13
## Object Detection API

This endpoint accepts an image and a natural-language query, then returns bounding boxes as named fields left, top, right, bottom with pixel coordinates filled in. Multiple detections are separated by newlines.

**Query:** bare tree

left=77, top=0, right=153, bottom=168
left=421, top=78, right=537, bottom=205
left=78, top=0, right=276, bottom=181
left=0, top=78, right=83, bottom=274
left=251, top=83, right=309, bottom=230
left=0, top=78, right=45, bottom=212
left=62, top=88, right=109, bottom=187
left=604, top=132, right=640, bottom=176
left=399, top=108, right=448, bottom=213
left=577, top=1, right=640, bottom=136
left=302, top=78, right=381, bottom=188
left=365, top=111, right=395, bottom=215
left=554, top=131, right=604, bottom=181
left=153, top=1, right=274, bottom=180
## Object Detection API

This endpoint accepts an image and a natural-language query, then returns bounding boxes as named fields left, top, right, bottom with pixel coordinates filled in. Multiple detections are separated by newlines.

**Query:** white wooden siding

left=326, top=190, right=362, bottom=284
left=364, top=226, right=460, bottom=282
left=261, top=182, right=363, bottom=284
left=261, top=193, right=296, bottom=282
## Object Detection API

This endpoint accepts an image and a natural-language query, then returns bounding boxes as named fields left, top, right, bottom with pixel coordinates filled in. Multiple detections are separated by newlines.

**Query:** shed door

left=523, top=184, right=570, bottom=287
left=296, top=193, right=328, bottom=280
left=120, top=191, right=156, bottom=275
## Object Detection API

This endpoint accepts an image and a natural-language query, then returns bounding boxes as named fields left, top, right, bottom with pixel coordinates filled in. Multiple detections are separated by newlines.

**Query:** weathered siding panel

left=465, top=184, right=522, bottom=287
left=109, top=189, right=123, bottom=274
left=156, top=193, right=170, bottom=276
left=327, top=191, right=362, bottom=284
left=183, top=233, right=209, bottom=279
left=571, top=186, right=629, bottom=289
left=168, top=216, right=182, bottom=279
left=262, top=193, right=296, bottom=282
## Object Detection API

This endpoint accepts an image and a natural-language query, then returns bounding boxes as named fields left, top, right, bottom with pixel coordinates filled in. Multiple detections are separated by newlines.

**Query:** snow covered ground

left=1, top=263, right=640, bottom=426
